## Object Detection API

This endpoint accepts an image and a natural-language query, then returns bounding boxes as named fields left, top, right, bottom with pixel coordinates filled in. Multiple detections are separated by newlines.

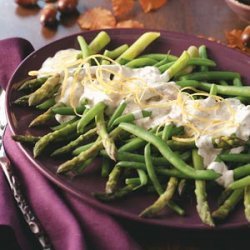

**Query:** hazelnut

left=15, top=0, right=38, bottom=6
left=40, top=4, right=58, bottom=27
left=241, top=25, right=250, bottom=48
left=58, top=0, right=78, bottom=14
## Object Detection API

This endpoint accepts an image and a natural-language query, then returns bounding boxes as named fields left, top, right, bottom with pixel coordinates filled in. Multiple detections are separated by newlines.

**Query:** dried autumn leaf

left=139, top=0, right=167, bottom=13
left=116, top=20, right=144, bottom=28
left=78, top=7, right=116, bottom=30
left=225, top=29, right=250, bottom=54
left=112, top=0, right=135, bottom=17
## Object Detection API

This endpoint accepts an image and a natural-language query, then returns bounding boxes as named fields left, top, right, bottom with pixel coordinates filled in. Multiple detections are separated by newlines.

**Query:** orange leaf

left=139, top=0, right=167, bottom=13
left=225, top=29, right=250, bottom=55
left=112, top=0, right=135, bottom=17
left=78, top=7, right=116, bottom=30
left=116, top=20, right=144, bottom=28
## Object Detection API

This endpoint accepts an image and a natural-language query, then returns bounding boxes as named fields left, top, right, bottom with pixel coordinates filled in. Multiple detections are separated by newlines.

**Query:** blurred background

left=0, top=0, right=249, bottom=50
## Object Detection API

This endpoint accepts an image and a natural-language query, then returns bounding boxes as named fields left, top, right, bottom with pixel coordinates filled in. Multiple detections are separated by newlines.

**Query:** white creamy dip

left=38, top=49, right=250, bottom=185
left=207, top=161, right=234, bottom=188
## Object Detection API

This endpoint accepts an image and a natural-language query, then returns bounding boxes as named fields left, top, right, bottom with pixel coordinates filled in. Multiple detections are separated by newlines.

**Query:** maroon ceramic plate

left=6, top=29, right=250, bottom=230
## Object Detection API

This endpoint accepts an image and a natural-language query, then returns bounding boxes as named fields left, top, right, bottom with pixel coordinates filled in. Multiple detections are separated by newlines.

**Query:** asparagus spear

left=95, top=111, right=117, bottom=161
left=18, top=77, right=48, bottom=92
left=77, top=102, right=106, bottom=134
left=192, top=149, right=214, bottom=226
left=244, top=186, right=250, bottom=222
left=12, top=135, right=41, bottom=145
left=116, top=32, right=160, bottom=64
left=105, top=165, right=122, bottom=193
left=29, top=103, right=64, bottom=127
left=212, top=189, right=243, bottom=220
left=57, top=127, right=123, bottom=174
left=28, top=74, right=61, bottom=106
left=51, top=127, right=97, bottom=156
left=33, top=120, right=79, bottom=157
left=88, top=31, right=111, bottom=54
left=140, top=177, right=179, bottom=218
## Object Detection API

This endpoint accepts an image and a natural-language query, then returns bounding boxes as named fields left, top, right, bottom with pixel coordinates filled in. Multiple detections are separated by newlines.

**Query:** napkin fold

left=0, top=38, right=141, bottom=250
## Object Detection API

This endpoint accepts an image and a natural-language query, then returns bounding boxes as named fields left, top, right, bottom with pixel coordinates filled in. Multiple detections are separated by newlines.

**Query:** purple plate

left=6, top=29, right=250, bottom=230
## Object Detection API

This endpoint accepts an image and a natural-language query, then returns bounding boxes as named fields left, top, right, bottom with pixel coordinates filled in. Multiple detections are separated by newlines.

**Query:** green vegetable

left=119, top=123, right=220, bottom=180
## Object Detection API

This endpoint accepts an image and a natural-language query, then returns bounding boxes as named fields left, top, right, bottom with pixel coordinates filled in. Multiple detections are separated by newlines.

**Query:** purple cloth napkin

left=0, top=38, right=141, bottom=250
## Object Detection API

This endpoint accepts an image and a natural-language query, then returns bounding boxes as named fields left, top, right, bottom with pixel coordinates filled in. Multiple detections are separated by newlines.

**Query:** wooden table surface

left=0, top=1, right=249, bottom=250
left=0, top=0, right=248, bottom=49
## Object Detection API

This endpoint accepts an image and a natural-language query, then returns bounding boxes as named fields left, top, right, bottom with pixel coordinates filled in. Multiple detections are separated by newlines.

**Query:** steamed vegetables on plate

left=13, top=31, right=250, bottom=226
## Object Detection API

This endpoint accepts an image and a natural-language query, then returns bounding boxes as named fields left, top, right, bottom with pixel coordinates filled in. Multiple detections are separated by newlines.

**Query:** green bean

left=137, top=169, right=148, bottom=187
left=50, top=117, right=79, bottom=131
left=237, top=96, right=250, bottom=104
left=88, top=31, right=111, bottom=54
left=95, top=111, right=117, bottom=161
left=192, top=149, right=214, bottom=226
left=162, top=123, right=174, bottom=141
left=77, top=102, right=106, bottom=133
left=116, top=32, right=160, bottom=64
left=219, top=154, right=250, bottom=163
left=112, top=110, right=151, bottom=126
left=28, top=74, right=61, bottom=106
left=233, top=77, right=243, bottom=87
left=125, top=178, right=141, bottom=186
left=125, top=58, right=157, bottom=68
left=36, top=98, right=56, bottom=110
left=198, top=45, right=209, bottom=72
left=101, top=150, right=190, bottom=166
left=219, top=80, right=229, bottom=86
left=18, top=77, right=48, bottom=92
left=33, top=120, right=79, bottom=157
left=119, top=123, right=220, bottom=180
left=180, top=71, right=240, bottom=81
left=140, top=177, right=179, bottom=218
left=119, top=134, right=195, bottom=153
left=144, top=144, right=163, bottom=195
left=51, top=127, right=97, bottom=157
left=113, top=161, right=189, bottom=178
left=158, top=58, right=215, bottom=74
left=176, top=80, right=250, bottom=98
left=228, top=176, right=250, bottom=190
left=233, top=163, right=250, bottom=180
left=139, top=53, right=177, bottom=62
left=107, top=101, right=127, bottom=129
left=72, top=142, right=95, bottom=156
left=212, top=189, right=243, bottom=220
left=244, top=186, right=250, bottom=222
left=154, top=57, right=169, bottom=67
left=52, top=105, right=86, bottom=116
left=77, top=35, right=90, bottom=59
left=156, top=168, right=188, bottom=178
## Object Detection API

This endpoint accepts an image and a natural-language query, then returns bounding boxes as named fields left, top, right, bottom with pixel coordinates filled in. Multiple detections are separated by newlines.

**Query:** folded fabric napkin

left=0, top=38, right=141, bottom=250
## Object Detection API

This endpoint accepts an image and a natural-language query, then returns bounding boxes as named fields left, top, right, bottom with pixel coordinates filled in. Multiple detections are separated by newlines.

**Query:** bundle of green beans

left=12, top=31, right=250, bottom=226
